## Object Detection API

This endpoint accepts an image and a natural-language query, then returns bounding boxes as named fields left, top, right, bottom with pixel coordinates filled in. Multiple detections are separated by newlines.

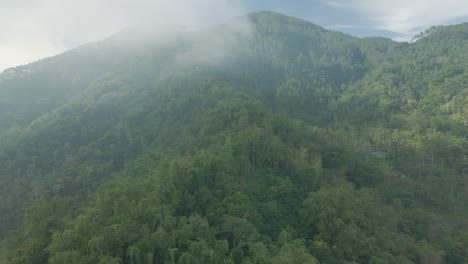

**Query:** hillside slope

left=0, top=11, right=467, bottom=264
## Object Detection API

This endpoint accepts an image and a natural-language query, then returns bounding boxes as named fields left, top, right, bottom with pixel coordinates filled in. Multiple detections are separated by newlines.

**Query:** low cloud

left=322, top=0, right=468, bottom=40
left=0, top=0, right=247, bottom=72
left=328, top=24, right=354, bottom=29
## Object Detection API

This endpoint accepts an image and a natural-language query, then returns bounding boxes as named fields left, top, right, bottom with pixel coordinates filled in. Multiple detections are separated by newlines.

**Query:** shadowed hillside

left=0, top=11, right=466, bottom=264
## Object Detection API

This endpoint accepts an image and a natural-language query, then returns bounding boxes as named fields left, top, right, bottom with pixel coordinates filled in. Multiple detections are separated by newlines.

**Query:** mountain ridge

left=0, top=11, right=467, bottom=264
left=3, top=11, right=468, bottom=76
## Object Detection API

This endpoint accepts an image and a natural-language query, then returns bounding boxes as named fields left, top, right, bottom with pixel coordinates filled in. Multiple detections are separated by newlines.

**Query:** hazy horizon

left=1, top=0, right=468, bottom=72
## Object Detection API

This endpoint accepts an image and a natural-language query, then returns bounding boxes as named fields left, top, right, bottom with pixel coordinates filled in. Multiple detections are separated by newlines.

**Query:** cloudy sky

left=1, top=0, right=468, bottom=72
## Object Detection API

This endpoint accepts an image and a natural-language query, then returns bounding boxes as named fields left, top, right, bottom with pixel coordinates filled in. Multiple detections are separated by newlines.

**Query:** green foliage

left=0, top=11, right=467, bottom=264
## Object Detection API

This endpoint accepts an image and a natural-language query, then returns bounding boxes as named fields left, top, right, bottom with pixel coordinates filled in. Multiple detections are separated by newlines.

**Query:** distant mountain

left=0, top=11, right=467, bottom=264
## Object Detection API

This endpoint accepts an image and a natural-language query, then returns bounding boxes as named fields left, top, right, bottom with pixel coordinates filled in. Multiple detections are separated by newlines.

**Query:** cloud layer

left=0, top=0, right=246, bottom=72
left=322, top=0, right=468, bottom=39
left=2, top=0, right=468, bottom=72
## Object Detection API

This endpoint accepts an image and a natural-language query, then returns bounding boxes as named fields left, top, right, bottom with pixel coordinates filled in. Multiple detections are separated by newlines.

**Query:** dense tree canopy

left=0, top=11, right=467, bottom=263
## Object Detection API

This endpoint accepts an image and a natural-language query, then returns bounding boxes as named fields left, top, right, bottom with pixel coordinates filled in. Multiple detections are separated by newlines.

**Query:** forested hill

left=0, top=11, right=466, bottom=264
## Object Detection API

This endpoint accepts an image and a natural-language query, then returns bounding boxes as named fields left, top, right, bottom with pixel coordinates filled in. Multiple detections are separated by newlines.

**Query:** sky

left=1, top=0, right=468, bottom=73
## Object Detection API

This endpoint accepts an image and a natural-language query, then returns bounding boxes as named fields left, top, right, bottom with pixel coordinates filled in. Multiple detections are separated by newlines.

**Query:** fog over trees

left=0, top=11, right=467, bottom=264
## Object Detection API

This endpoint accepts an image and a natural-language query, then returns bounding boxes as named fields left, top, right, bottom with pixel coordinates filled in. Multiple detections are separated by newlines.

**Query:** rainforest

left=0, top=11, right=467, bottom=264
